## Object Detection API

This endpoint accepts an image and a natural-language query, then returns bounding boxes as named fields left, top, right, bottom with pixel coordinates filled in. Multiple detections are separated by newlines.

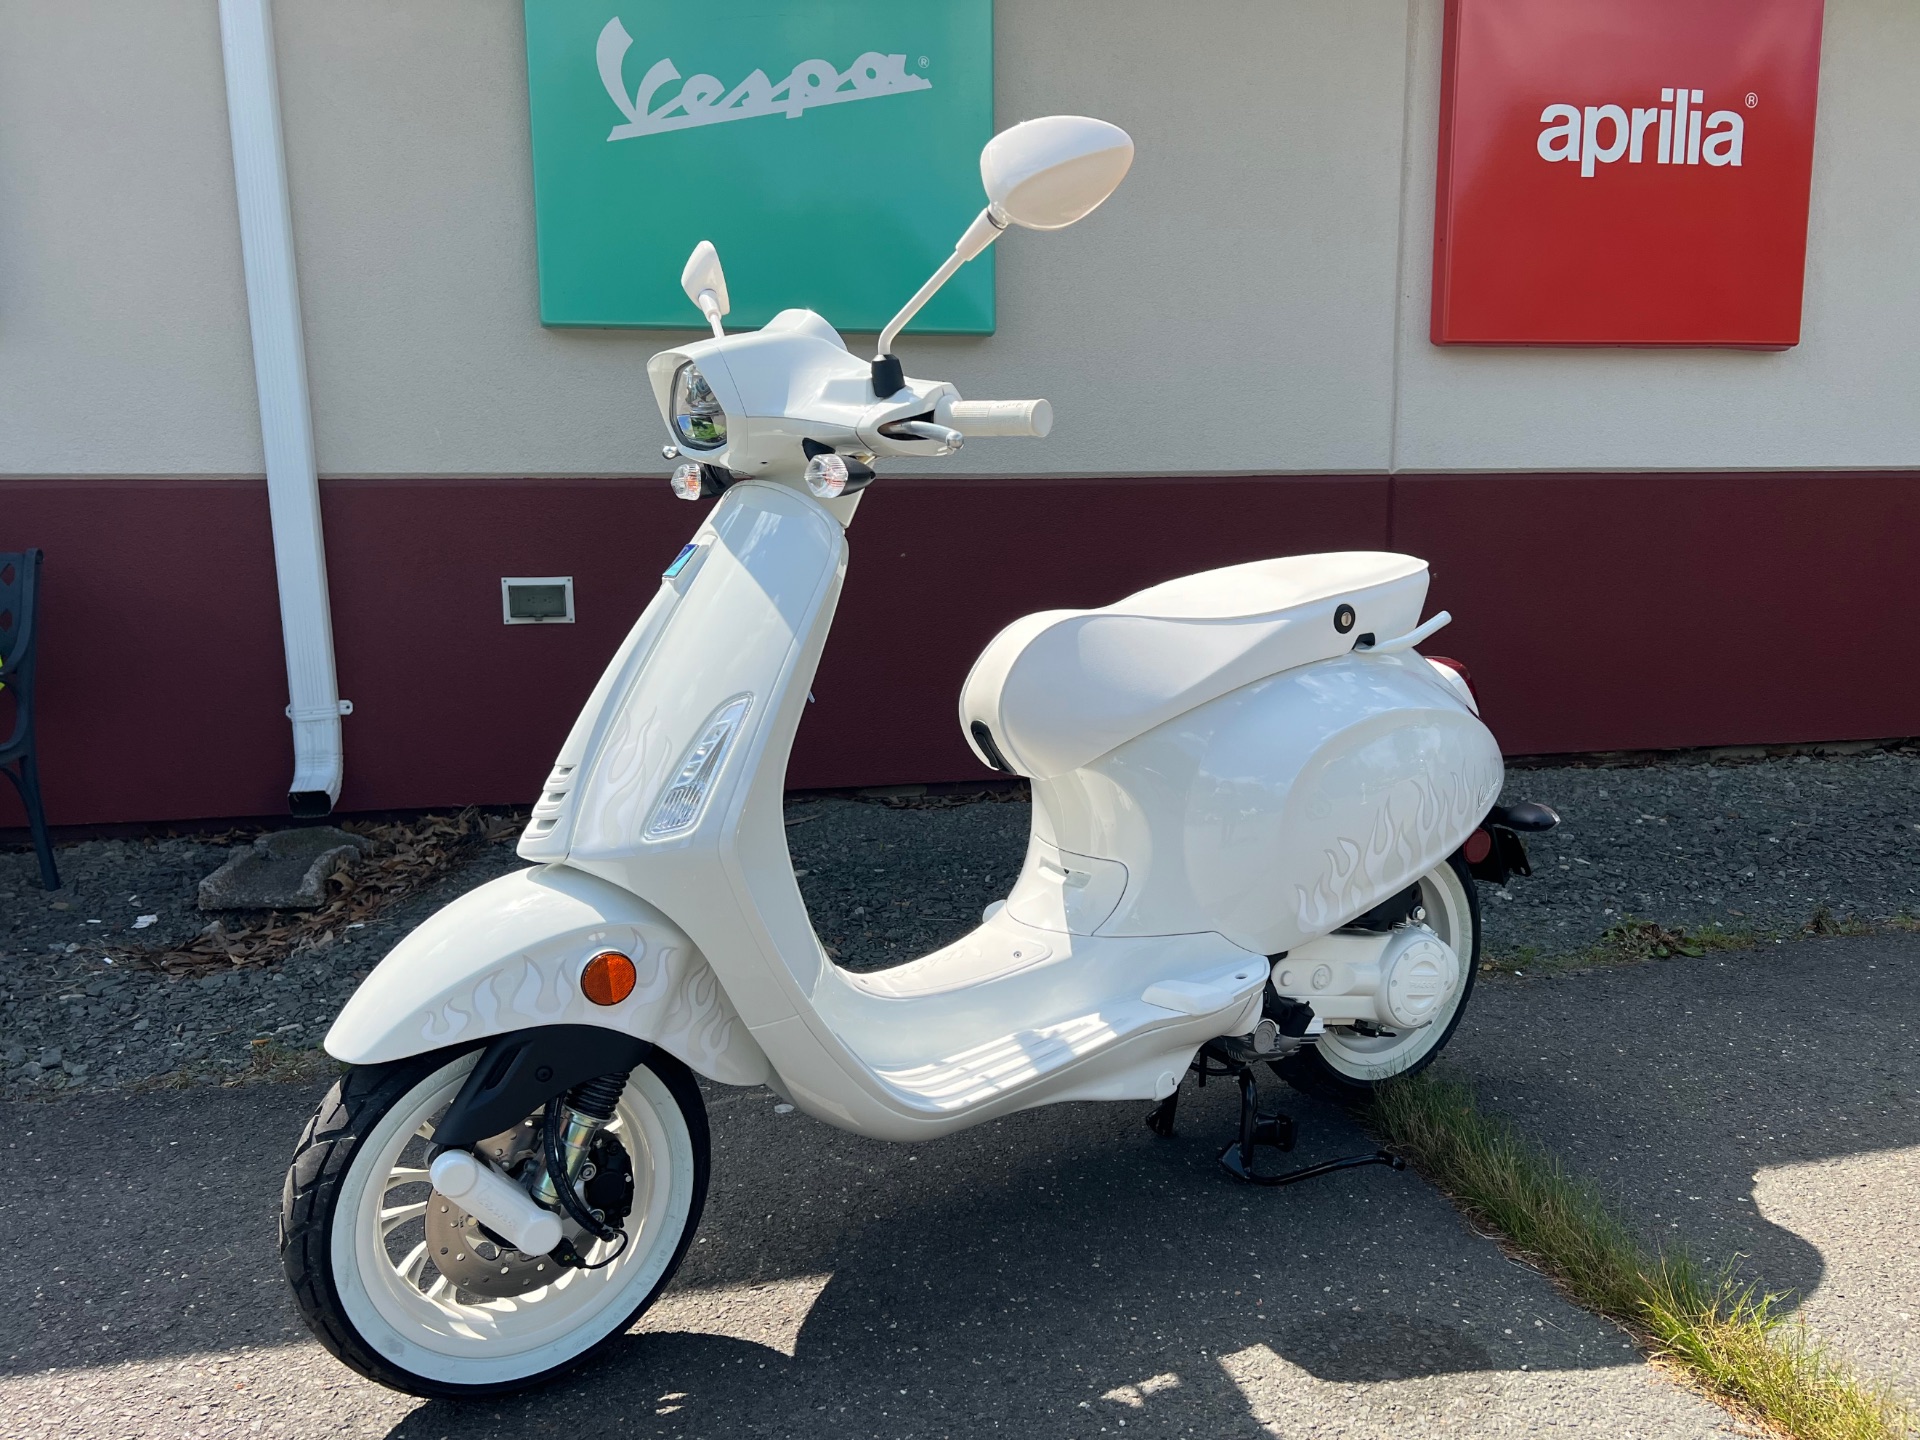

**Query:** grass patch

left=1596, top=916, right=1765, bottom=961
left=1483, top=917, right=1768, bottom=976
left=1485, top=907, right=1920, bottom=977
left=1803, top=906, right=1880, bottom=939
left=1372, top=1074, right=1914, bottom=1440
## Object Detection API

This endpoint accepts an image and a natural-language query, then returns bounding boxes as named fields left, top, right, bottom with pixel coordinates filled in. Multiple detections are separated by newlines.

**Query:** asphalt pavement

left=1451, top=929, right=1920, bottom=1397
left=0, top=1065, right=1729, bottom=1439
left=7, top=776, right=1918, bottom=1436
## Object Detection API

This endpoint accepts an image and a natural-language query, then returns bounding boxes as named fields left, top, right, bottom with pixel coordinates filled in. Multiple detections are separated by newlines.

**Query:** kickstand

left=1145, top=1090, right=1179, bottom=1138
left=1216, top=1066, right=1405, bottom=1188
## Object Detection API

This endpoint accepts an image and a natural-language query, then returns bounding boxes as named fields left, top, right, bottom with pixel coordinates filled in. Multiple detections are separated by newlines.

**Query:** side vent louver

left=523, top=763, right=576, bottom=842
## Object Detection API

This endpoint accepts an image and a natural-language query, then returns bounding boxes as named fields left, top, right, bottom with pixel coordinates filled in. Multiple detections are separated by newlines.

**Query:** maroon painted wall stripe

left=2, top=472, right=1913, bottom=829
left=1396, top=471, right=1920, bottom=753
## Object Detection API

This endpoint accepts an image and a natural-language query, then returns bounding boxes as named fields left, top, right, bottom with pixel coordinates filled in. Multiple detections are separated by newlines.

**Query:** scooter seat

left=959, top=552, right=1430, bottom=779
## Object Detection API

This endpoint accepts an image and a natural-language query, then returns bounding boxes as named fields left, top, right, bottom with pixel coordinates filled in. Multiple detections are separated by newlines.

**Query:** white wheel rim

left=330, top=1052, right=695, bottom=1388
left=1313, top=863, right=1475, bottom=1082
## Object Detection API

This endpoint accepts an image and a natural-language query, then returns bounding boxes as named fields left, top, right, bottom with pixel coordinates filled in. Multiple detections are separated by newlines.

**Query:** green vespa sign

left=523, top=1, right=994, bottom=333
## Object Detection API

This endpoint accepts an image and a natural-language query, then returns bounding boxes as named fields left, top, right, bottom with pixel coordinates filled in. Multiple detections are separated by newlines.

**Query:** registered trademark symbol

left=918, top=55, right=930, bottom=69
left=1746, top=92, right=1759, bottom=108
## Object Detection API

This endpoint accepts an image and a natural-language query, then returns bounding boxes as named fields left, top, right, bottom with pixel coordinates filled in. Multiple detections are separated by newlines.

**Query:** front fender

left=324, top=863, right=771, bottom=1086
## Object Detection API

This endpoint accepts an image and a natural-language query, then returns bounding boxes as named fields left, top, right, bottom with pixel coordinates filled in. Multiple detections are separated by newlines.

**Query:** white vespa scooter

left=281, top=116, right=1558, bottom=1397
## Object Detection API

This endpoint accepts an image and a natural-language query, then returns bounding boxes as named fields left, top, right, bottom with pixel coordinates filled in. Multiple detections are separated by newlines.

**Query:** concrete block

left=197, top=827, right=370, bottom=912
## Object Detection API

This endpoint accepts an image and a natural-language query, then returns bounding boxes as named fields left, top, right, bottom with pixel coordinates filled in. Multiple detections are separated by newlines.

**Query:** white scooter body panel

left=498, top=479, right=1269, bottom=1140
left=281, top=127, right=1565, bottom=1400
left=326, top=314, right=1502, bottom=1143
left=331, top=474, right=1493, bottom=1139
left=324, top=863, right=770, bottom=1086
left=1026, top=652, right=1504, bottom=954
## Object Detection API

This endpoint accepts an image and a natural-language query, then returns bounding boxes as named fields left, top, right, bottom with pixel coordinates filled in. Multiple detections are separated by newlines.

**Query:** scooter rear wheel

left=1273, top=853, right=1480, bottom=1103
left=280, top=1043, right=708, bottom=1397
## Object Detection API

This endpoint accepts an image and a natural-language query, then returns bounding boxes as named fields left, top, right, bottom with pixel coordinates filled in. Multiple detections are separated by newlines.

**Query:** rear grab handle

left=1355, top=610, right=1452, bottom=654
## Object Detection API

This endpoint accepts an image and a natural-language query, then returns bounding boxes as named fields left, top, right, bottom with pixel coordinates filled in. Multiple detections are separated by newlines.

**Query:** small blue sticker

left=663, top=542, right=699, bottom=579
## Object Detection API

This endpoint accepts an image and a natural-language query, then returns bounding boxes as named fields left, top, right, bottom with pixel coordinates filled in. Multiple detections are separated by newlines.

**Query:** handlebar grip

left=945, top=398, right=1054, bottom=438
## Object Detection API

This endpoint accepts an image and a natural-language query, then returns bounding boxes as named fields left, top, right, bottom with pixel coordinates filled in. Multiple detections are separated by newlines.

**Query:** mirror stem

left=695, top=290, right=725, bottom=338
left=873, top=207, right=1005, bottom=370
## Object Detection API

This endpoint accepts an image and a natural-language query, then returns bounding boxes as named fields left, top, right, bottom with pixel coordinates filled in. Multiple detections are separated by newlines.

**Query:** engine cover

left=1377, top=930, right=1461, bottom=1029
left=1270, top=927, right=1462, bottom=1031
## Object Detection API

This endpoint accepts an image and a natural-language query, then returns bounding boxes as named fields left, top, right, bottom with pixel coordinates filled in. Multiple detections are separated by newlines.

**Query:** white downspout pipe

left=218, top=0, right=348, bottom=817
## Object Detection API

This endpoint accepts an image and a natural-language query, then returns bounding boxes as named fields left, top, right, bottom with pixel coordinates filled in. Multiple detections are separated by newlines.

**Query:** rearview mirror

left=872, top=115, right=1133, bottom=382
left=980, top=115, right=1134, bottom=230
left=681, top=240, right=730, bottom=337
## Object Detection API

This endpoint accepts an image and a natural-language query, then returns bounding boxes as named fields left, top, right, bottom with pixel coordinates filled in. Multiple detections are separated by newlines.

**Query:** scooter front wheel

left=1273, top=853, right=1481, bottom=1102
left=280, top=1043, right=708, bottom=1397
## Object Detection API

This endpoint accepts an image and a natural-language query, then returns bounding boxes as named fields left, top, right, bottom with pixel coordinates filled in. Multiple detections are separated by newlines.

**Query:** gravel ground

left=789, top=749, right=1920, bottom=969
left=787, top=789, right=1031, bottom=973
left=5, top=749, right=1919, bottom=1098
left=0, top=833, right=525, bottom=1098
left=1489, top=749, right=1920, bottom=957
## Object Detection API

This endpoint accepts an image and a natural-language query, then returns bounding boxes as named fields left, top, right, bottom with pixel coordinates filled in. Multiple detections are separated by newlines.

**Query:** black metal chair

left=0, top=550, right=58, bottom=890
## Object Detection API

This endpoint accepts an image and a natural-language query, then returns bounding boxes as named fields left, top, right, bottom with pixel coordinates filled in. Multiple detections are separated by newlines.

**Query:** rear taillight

left=1426, top=655, right=1479, bottom=708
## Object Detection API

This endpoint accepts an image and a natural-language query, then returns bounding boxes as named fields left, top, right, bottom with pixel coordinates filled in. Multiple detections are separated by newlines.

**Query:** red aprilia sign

left=1431, top=0, right=1825, bottom=348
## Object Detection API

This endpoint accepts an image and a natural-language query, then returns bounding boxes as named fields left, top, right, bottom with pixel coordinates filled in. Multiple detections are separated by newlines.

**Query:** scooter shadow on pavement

left=379, top=1079, right=1659, bottom=1440
left=1444, top=930, right=1920, bottom=1377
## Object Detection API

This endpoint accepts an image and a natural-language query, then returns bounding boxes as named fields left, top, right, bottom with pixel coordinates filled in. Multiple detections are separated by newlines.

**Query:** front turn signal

left=669, top=463, right=705, bottom=500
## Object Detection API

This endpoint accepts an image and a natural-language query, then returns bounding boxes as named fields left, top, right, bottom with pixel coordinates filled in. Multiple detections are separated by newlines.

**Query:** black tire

left=1273, top=852, right=1481, bottom=1105
left=280, top=1043, right=709, bottom=1398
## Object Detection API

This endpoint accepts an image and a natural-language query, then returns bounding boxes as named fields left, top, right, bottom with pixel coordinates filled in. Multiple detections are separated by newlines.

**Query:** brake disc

left=426, top=1118, right=635, bottom=1299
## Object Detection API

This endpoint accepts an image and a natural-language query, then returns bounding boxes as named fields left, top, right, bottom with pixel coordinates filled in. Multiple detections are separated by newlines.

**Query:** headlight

left=670, top=363, right=727, bottom=451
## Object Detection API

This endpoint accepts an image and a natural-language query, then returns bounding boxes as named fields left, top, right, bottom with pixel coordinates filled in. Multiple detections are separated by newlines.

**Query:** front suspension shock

left=535, top=1070, right=629, bottom=1238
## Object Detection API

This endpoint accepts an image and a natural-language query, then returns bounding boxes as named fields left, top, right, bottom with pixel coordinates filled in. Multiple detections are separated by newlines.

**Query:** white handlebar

left=943, top=398, right=1054, bottom=438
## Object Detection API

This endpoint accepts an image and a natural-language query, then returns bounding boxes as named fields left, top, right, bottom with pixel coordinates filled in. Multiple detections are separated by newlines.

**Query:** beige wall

left=0, top=0, right=259, bottom=474
left=3, top=1, right=1916, bottom=479
left=1389, top=0, right=1920, bottom=473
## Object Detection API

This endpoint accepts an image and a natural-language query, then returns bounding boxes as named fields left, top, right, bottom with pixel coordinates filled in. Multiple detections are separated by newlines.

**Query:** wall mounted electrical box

left=502, top=577, right=575, bottom=624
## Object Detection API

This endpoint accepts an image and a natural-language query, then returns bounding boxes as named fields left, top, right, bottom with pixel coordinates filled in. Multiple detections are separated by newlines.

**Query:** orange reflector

left=581, top=951, right=637, bottom=1006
